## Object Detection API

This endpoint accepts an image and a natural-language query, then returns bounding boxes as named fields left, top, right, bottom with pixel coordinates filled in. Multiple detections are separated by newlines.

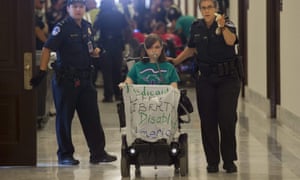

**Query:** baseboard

left=277, top=105, right=300, bottom=136
left=244, top=86, right=270, bottom=117
left=243, top=86, right=300, bottom=135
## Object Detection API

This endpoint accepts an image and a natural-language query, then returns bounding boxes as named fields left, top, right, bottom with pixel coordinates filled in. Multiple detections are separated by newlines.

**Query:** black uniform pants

left=52, top=75, right=106, bottom=160
left=101, top=47, right=123, bottom=99
left=195, top=72, right=241, bottom=165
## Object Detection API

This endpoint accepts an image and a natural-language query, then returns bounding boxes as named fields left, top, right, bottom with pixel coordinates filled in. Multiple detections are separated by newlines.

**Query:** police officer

left=30, top=0, right=117, bottom=165
left=171, top=0, right=241, bottom=173
left=93, top=0, right=129, bottom=102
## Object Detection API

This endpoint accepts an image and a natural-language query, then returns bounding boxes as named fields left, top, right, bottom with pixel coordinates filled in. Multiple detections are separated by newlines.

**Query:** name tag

left=87, top=41, right=93, bottom=53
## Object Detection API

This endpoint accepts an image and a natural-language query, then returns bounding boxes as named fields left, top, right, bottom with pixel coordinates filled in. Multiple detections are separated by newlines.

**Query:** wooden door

left=0, top=0, right=36, bottom=165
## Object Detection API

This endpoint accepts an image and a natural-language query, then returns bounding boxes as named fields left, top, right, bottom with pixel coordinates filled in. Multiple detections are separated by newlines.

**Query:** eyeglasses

left=200, top=5, right=215, bottom=11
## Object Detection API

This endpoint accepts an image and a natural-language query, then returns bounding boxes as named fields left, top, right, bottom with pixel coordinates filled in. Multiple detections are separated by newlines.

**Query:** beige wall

left=228, top=0, right=238, bottom=29
left=187, top=0, right=195, bottom=16
left=247, top=0, right=267, bottom=97
left=280, top=0, right=300, bottom=117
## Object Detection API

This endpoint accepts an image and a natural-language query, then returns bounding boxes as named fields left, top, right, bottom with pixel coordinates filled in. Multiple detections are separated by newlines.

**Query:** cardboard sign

left=123, top=84, right=180, bottom=143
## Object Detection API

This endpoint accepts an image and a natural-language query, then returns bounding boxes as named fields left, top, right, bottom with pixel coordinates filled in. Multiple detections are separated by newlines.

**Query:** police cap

left=67, top=0, right=86, bottom=6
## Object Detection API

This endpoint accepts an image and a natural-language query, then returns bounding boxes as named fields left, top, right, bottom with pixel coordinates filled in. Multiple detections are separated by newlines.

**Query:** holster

left=198, top=60, right=236, bottom=77
left=235, top=56, right=245, bottom=81
left=51, top=62, right=94, bottom=85
left=197, top=56, right=244, bottom=80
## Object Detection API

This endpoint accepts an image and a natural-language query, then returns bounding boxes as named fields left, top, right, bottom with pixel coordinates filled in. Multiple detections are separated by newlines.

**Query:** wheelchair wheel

left=121, top=134, right=130, bottom=177
left=179, top=133, right=188, bottom=176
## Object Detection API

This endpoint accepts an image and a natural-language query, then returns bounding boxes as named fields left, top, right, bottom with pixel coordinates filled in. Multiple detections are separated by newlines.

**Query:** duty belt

left=198, top=60, right=237, bottom=77
left=54, top=66, right=93, bottom=80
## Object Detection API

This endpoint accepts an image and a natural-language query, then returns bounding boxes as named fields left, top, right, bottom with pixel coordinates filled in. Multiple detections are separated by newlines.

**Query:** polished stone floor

left=1, top=87, right=300, bottom=180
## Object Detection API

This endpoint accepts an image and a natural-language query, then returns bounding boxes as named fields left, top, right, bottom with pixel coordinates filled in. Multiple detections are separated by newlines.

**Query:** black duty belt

left=198, top=59, right=237, bottom=77
left=54, top=66, right=93, bottom=80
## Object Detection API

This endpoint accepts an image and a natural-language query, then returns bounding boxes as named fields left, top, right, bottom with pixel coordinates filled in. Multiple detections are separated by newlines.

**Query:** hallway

left=1, top=87, right=300, bottom=180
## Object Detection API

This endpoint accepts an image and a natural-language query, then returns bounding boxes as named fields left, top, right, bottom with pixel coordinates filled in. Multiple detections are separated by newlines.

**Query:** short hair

left=141, top=34, right=166, bottom=63
left=199, top=0, right=219, bottom=9
left=167, top=6, right=182, bottom=21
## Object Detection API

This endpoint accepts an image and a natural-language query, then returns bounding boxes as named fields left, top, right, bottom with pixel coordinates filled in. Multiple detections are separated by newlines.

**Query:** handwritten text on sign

left=123, top=85, right=180, bottom=143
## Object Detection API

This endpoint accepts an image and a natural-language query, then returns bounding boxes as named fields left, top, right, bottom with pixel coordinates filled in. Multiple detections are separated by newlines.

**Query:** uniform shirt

left=127, top=61, right=180, bottom=85
left=44, top=17, right=95, bottom=69
left=188, top=19, right=237, bottom=63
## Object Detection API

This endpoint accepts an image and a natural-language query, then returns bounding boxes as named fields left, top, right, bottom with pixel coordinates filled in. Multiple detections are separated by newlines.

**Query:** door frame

left=266, top=0, right=281, bottom=118
left=238, top=0, right=249, bottom=97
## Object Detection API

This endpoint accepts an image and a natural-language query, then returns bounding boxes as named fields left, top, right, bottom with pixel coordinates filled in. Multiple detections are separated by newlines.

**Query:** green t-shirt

left=127, top=61, right=180, bottom=85
left=175, top=15, right=196, bottom=40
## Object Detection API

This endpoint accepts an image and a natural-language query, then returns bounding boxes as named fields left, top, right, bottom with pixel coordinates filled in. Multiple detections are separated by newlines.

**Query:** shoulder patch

left=52, top=26, right=61, bottom=36
left=225, top=20, right=235, bottom=28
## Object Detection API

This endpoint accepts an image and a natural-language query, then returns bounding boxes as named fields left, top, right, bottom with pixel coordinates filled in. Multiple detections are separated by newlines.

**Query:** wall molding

left=277, top=105, right=300, bottom=136
left=245, top=86, right=300, bottom=135
left=244, top=86, right=270, bottom=117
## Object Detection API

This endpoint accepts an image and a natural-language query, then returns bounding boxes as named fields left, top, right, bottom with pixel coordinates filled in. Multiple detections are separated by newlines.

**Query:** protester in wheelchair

left=121, top=33, right=180, bottom=88
left=119, top=34, right=189, bottom=177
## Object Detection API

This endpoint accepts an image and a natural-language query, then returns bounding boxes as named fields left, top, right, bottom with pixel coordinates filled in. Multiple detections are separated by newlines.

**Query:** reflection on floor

left=1, top=87, right=300, bottom=180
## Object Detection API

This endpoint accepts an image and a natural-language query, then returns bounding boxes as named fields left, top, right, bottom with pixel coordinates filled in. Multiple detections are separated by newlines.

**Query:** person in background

left=84, top=0, right=99, bottom=24
left=162, top=0, right=174, bottom=10
left=94, top=0, right=130, bottom=102
left=46, top=0, right=68, bottom=32
left=30, top=0, right=117, bottom=165
left=167, top=6, right=195, bottom=45
left=35, top=0, right=49, bottom=128
left=117, top=0, right=135, bottom=21
left=152, top=22, right=182, bottom=57
left=35, top=0, right=48, bottom=50
left=84, top=0, right=100, bottom=85
left=150, top=0, right=167, bottom=25
left=169, top=0, right=241, bottom=173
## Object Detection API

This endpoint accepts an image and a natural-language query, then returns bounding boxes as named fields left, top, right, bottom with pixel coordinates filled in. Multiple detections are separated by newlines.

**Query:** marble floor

left=1, top=87, right=300, bottom=180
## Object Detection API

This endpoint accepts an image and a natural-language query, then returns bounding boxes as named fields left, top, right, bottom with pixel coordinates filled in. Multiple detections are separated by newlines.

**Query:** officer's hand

left=215, top=13, right=225, bottom=28
left=91, top=48, right=101, bottom=58
left=30, top=70, right=47, bottom=87
left=166, top=57, right=176, bottom=64
left=118, top=82, right=126, bottom=89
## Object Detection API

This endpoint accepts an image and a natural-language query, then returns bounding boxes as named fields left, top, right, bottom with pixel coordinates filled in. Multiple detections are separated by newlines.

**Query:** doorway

left=0, top=0, right=36, bottom=165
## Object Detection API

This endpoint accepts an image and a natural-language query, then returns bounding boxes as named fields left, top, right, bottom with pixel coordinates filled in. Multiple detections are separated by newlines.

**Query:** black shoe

left=90, top=152, right=117, bottom=164
left=58, top=157, right=80, bottom=165
left=207, top=164, right=219, bottom=173
left=102, top=97, right=113, bottom=103
left=223, top=162, right=237, bottom=173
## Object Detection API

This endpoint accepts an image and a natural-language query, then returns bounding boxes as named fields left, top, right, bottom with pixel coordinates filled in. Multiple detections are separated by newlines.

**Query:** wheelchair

left=118, top=58, right=193, bottom=177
